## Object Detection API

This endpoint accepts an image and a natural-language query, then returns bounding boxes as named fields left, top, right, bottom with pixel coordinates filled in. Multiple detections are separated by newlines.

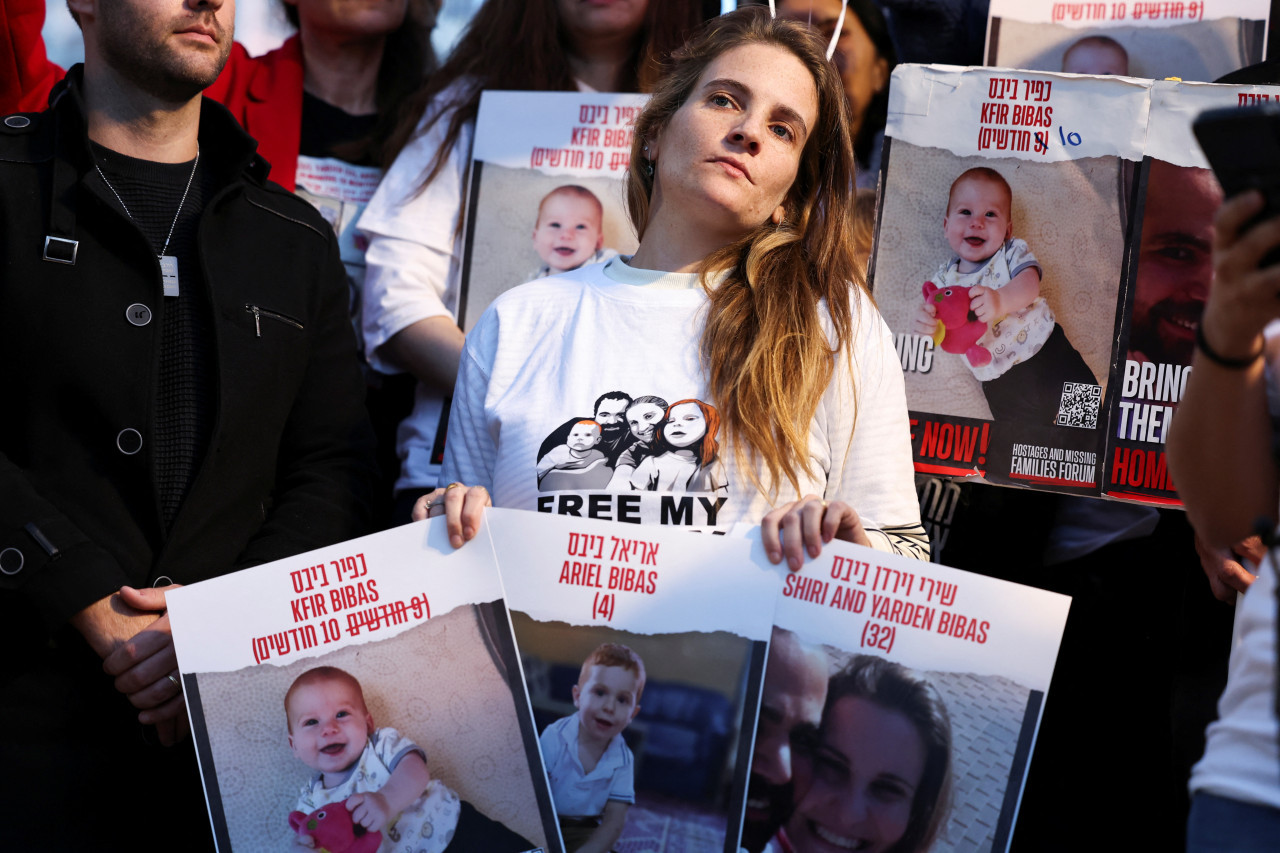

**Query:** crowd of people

left=1, top=0, right=1277, bottom=851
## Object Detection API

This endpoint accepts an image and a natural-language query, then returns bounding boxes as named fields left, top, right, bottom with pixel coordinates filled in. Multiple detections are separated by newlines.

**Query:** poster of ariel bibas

left=734, top=532, right=1070, bottom=853
left=985, top=0, right=1269, bottom=82
left=488, top=507, right=777, bottom=853
left=459, top=91, right=648, bottom=331
left=871, top=64, right=1148, bottom=494
left=1103, top=78, right=1280, bottom=503
left=166, top=519, right=557, bottom=853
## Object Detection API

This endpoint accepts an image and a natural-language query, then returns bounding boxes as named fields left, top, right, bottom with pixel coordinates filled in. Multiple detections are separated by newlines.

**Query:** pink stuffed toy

left=289, top=805, right=382, bottom=853
left=922, top=281, right=991, bottom=367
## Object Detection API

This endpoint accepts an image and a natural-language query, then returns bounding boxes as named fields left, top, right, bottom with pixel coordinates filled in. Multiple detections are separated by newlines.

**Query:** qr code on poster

left=1056, top=382, right=1101, bottom=429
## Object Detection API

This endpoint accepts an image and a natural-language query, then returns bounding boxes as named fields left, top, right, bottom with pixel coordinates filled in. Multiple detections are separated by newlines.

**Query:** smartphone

left=1193, top=104, right=1280, bottom=266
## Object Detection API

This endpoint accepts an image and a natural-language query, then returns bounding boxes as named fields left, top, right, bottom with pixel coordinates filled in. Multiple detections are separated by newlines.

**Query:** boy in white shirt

left=539, top=643, right=646, bottom=852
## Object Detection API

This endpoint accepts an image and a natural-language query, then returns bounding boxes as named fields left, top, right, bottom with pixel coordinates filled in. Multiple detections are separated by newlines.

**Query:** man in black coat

left=0, top=0, right=377, bottom=848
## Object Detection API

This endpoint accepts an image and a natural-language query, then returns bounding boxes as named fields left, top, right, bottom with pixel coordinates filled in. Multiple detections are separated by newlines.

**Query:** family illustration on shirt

left=539, top=643, right=645, bottom=853
left=535, top=392, right=728, bottom=494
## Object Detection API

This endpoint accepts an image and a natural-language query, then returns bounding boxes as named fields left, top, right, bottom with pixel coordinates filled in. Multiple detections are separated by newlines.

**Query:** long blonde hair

left=625, top=7, right=864, bottom=496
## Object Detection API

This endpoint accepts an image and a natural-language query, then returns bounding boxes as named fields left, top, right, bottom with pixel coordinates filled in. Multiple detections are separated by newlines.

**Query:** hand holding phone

left=1194, top=104, right=1280, bottom=268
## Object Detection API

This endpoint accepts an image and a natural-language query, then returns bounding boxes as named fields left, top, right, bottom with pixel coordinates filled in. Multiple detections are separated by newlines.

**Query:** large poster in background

left=167, top=520, right=557, bottom=853
left=734, top=529, right=1070, bottom=853
left=489, top=507, right=778, bottom=853
left=985, top=0, right=1269, bottom=82
left=1103, top=78, right=1280, bottom=503
left=459, top=91, right=649, bottom=332
left=872, top=65, right=1148, bottom=495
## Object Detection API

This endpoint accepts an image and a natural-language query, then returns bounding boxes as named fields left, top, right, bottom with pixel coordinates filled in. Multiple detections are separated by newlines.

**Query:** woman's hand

left=411, top=482, right=491, bottom=548
left=1201, top=189, right=1280, bottom=358
left=761, top=496, right=871, bottom=571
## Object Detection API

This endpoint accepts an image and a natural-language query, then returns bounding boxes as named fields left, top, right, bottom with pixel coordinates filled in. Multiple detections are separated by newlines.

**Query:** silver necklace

left=95, top=145, right=199, bottom=298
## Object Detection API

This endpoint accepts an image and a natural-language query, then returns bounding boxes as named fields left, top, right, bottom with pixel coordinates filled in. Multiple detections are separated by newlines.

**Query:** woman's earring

left=643, top=143, right=654, bottom=177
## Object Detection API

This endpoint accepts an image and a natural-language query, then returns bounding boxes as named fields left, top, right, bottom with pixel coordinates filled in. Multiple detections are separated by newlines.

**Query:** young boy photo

left=539, top=643, right=645, bottom=853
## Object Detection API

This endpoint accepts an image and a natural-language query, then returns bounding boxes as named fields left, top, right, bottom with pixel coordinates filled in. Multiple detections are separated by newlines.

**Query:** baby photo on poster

left=459, top=91, right=648, bottom=331
left=872, top=65, right=1147, bottom=493
left=166, top=520, right=560, bottom=853
left=874, top=141, right=1125, bottom=489
left=985, top=0, right=1268, bottom=82
left=188, top=608, right=546, bottom=853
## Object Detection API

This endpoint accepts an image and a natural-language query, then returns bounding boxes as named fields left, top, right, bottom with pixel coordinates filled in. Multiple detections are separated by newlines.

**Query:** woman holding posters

left=785, top=655, right=953, bottom=853
left=1168, top=190, right=1280, bottom=844
left=359, top=0, right=704, bottom=520
left=420, top=7, right=926, bottom=565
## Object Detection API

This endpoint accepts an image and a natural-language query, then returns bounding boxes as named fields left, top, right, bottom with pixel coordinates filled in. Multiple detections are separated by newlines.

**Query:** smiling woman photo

left=421, top=7, right=925, bottom=565
left=785, top=655, right=954, bottom=853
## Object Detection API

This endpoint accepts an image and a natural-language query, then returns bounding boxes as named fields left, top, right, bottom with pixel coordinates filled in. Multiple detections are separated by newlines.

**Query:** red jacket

left=205, top=37, right=306, bottom=191
left=0, top=0, right=307, bottom=190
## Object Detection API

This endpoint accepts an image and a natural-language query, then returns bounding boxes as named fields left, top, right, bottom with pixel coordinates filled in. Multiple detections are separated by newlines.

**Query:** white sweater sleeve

left=357, top=88, right=474, bottom=375
left=825, top=289, right=929, bottom=560
left=440, top=312, right=499, bottom=492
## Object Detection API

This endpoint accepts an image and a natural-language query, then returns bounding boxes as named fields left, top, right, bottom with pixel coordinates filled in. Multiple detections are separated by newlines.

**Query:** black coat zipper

left=244, top=304, right=304, bottom=337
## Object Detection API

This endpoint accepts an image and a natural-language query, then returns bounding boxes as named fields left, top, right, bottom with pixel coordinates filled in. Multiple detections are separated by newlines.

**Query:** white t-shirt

left=1189, top=329, right=1280, bottom=809
left=358, top=82, right=476, bottom=491
left=539, top=712, right=635, bottom=818
left=441, top=258, right=927, bottom=555
left=358, top=79, right=601, bottom=492
left=1191, top=551, right=1280, bottom=809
